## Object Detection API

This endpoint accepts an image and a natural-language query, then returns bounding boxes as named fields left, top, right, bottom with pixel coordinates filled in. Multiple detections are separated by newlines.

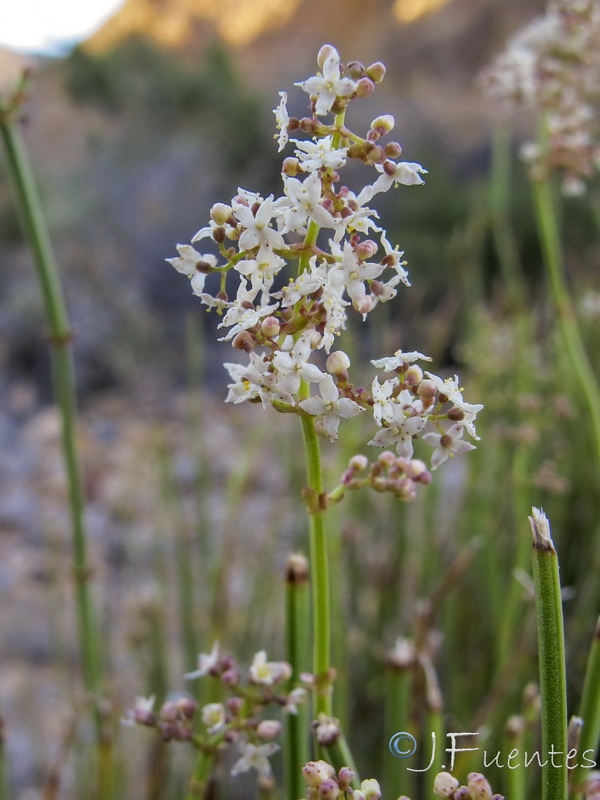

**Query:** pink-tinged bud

left=585, top=780, right=600, bottom=799
left=447, top=406, right=465, bottom=421
left=467, top=773, right=493, bottom=799
left=368, top=145, right=386, bottom=164
left=257, top=720, right=282, bottom=740
left=433, top=771, right=460, bottom=797
left=300, top=117, right=318, bottom=133
left=417, top=380, right=437, bottom=400
left=356, top=77, right=375, bottom=98
left=261, top=316, right=281, bottom=338
left=226, top=696, right=243, bottom=715
left=405, top=364, right=423, bottom=385
left=317, top=44, right=338, bottom=69
left=282, top=157, right=302, bottom=177
left=174, top=725, right=194, bottom=741
left=318, top=778, right=340, bottom=800
left=453, top=789, right=472, bottom=800
left=384, top=141, right=403, bottom=158
left=349, top=454, right=368, bottom=472
left=347, top=60, right=365, bottom=80
left=306, top=328, right=322, bottom=349
left=175, top=696, right=198, bottom=720
left=366, top=61, right=386, bottom=83
left=133, top=708, right=156, bottom=726
left=326, top=351, right=351, bottom=374
left=371, top=114, right=395, bottom=135
left=210, top=203, right=232, bottom=225
left=337, top=767, right=355, bottom=790
left=406, top=459, right=428, bottom=480
left=159, top=701, right=179, bottom=722
left=313, top=715, right=341, bottom=746
left=355, top=296, right=374, bottom=315
left=354, top=239, right=378, bottom=260
left=303, top=760, right=336, bottom=788
left=222, top=668, right=241, bottom=686
left=377, top=451, right=396, bottom=468
left=232, top=331, right=255, bottom=352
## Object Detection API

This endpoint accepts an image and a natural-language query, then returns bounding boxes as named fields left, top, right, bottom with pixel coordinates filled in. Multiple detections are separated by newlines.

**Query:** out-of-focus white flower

left=231, top=740, right=280, bottom=779
left=422, top=423, right=477, bottom=469
left=274, top=91, right=290, bottom=152
left=284, top=687, right=307, bottom=714
left=201, top=702, right=226, bottom=734
left=185, top=641, right=221, bottom=680
left=295, top=46, right=357, bottom=116
left=121, top=695, right=156, bottom=726
left=249, top=650, right=292, bottom=685
left=299, top=377, right=364, bottom=440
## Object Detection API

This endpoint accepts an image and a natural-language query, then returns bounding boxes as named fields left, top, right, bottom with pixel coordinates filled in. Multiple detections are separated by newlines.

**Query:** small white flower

left=231, top=740, right=280, bottom=780
left=249, top=650, right=292, bottom=685
left=292, top=136, right=348, bottom=172
left=282, top=171, right=338, bottom=233
left=283, top=687, right=307, bottom=714
left=278, top=256, right=327, bottom=306
left=371, top=349, right=432, bottom=372
left=201, top=703, right=226, bottom=734
left=273, top=91, right=290, bottom=152
left=368, top=410, right=426, bottom=458
left=233, top=195, right=285, bottom=251
left=424, top=372, right=463, bottom=404
left=422, top=423, right=476, bottom=470
left=235, top=244, right=286, bottom=295
left=371, top=376, right=398, bottom=426
left=185, top=641, right=220, bottom=680
left=295, top=47, right=357, bottom=116
left=299, top=376, right=364, bottom=440
left=273, top=333, right=327, bottom=396
left=121, top=695, right=156, bottom=726
left=166, top=246, right=218, bottom=296
left=357, top=161, right=427, bottom=204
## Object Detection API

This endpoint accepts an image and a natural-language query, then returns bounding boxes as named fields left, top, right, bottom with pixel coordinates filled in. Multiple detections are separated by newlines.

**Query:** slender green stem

left=0, top=100, right=105, bottom=735
left=186, top=750, right=213, bottom=800
left=530, top=175, right=600, bottom=468
left=503, top=716, right=527, bottom=800
left=572, top=617, right=600, bottom=797
left=284, top=554, right=310, bottom=800
left=299, top=408, right=332, bottom=717
left=529, top=509, right=568, bottom=800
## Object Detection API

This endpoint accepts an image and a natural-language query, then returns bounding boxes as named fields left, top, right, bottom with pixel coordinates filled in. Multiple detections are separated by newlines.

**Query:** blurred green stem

left=572, top=617, right=600, bottom=796
left=530, top=174, right=600, bottom=468
left=529, top=510, right=568, bottom=800
left=0, top=90, right=106, bottom=752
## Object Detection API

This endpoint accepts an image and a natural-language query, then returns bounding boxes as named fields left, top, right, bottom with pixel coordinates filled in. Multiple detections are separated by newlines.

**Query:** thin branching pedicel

left=168, top=44, right=482, bottom=480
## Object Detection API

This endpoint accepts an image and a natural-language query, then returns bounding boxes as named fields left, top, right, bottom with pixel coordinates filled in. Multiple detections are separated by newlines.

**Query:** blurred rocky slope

left=0, top=0, right=545, bottom=402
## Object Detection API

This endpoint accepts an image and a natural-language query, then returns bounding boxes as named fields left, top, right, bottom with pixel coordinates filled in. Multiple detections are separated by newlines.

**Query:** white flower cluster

left=480, top=0, right=600, bottom=194
left=168, top=45, right=482, bottom=475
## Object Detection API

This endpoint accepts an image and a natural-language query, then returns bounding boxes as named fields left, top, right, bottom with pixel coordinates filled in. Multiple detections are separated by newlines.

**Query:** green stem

left=529, top=509, right=568, bottom=800
left=299, top=409, right=332, bottom=717
left=0, top=102, right=105, bottom=737
left=186, top=750, right=213, bottom=800
left=503, top=716, right=527, bottom=800
left=284, top=554, right=310, bottom=800
left=572, top=617, right=600, bottom=797
left=530, top=175, right=600, bottom=468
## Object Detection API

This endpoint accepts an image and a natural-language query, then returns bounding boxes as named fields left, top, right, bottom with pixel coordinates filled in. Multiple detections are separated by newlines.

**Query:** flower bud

left=366, top=61, right=386, bottom=83
left=318, top=778, right=340, bottom=800
left=282, top=157, right=302, bottom=176
left=347, top=61, right=365, bottom=79
left=453, top=789, right=472, bottom=800
left=326, top=351, right=351, bottom=375
left=467, top=773, right=493, bottom=799
left=406, top=364, right=423, bottom=385
left=433, top=771, right=460, bottom=797
left=313, top=715, right=341, bottom=746
left=360, top=779, right=382, bottom=800
left=175, top=696, right=198, bottom=720
left=213, top=226, right=226, bottom=244
left=447, top=406, right=465, bottom=421
left=371, top=114, right=395, bottom=135
left=303, top=761, right=336, bottom=788
left=356, top=77, right=375, bottom=98
left=417, top=380, right=437, bottom=401
left=377, top=451, right=396, bottom=468
left=210, top=203, right=232, bottom=225
left=159, top=701, right=179, bottom=722
left=261, top=316, right=281, bottom=338
left=232, top=331, right=255, bottom=352
left=337, top=767, right=355, bottom=790
left=349, top=454, right=368, bottom=473
left=257, top=720, right=282, bottom=740
left=222, top=668, right=241, bottom=686
left=384, top=141, right=403, bottom=158
left=354, top=240, right=378, bottom=260
left=226, top=696, right=243, bottom=715
left=317, top=44, right=338, bottom=69
left=585, top=779, right=600, bottom=799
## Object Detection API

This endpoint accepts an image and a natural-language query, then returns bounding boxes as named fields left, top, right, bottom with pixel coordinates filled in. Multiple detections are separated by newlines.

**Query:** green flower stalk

left=572, top=617, right=600, bottom=797
left=0, top=77, right=106, bottom=751
left=529, top=508, right=568, bottom=800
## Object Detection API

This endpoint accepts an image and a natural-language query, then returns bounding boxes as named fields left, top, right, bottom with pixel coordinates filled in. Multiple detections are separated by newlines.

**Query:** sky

left=0, top=0, right=126, bottom=54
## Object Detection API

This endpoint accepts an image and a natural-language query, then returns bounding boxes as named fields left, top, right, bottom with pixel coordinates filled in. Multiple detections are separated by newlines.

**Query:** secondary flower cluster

left=124, top=642, right=305, bottom=784
left=480, top=0, right=600, bottom=195
left=168, top=45, right=482, bottom=476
